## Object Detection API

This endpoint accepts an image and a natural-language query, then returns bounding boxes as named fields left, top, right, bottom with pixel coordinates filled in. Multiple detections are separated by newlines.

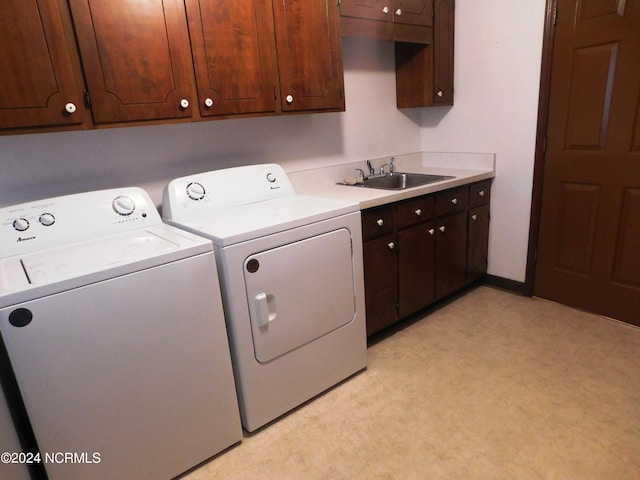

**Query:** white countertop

left=288, top=152, right=496, bottom=209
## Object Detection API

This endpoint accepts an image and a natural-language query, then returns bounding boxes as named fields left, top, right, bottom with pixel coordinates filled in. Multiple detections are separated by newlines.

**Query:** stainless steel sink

left=344, top=172, right=454, bottom=190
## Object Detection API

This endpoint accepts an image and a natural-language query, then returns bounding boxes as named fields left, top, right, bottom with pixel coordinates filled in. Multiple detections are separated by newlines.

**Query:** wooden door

left=68, top=0, right=194, bottom=123
left=534, top=0, right=640, bottom=325
left=432, top=0, right=454, bottom=104
left=393, top=0, right=433, bottom=27
left=363, top=235, right=398, bottom=336
left=435, top=211, right=467, bottom=299
left=398, top=222, right=436, bottom=318
left=0, top=0, right=83, bottom=129
left=339, top=0, right=389, bottom=21
left=272, top=0, right=345, bottom=112
left=185, top=0, right=278, bottom=117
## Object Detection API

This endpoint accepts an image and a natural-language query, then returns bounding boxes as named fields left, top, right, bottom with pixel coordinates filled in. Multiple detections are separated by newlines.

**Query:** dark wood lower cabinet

left=362, top=179, right=491, bottom=336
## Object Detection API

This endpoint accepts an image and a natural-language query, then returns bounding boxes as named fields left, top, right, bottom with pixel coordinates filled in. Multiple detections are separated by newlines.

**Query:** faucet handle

left=355, top=168, right=365, bottom=178
left=389, top=157, right=395, bottom=173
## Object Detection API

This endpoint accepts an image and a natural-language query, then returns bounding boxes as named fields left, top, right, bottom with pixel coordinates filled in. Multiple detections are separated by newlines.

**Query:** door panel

left=272, top=0, right=345, bottom=111
left=393, top=0, right=432, bottom=27
left=0, top=0, right=83, bottom=129
left=185, top=0, right=277, bottom=116
left=398, top=222, right=435, bottom=318
left=534, top=0, right=640, bottom=325
left=244, top=229, right=356, bottom=363
left=69, top=0, right=194, bottom=123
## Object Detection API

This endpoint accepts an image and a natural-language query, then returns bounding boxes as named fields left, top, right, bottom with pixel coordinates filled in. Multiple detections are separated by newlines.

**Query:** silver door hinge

left=553, top=4, right=558, bottom=26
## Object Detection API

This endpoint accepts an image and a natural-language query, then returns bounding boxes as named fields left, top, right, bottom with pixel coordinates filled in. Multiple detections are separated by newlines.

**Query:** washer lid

left=169, top=195, right=358, bottom=246
left=0, top=224, right=212, bottom=307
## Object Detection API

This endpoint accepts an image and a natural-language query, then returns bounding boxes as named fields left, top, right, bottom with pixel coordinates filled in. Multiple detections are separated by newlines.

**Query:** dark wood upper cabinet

left=0, top=0, right=84, bottom=129
left=395, top=0, right=454, bottom=108
left=184, top=0, right=278, bottom=117
left=272, top=0, right=345, bottom=112
left=68, top=0, right=195, bottom=124
left=340, top=0, right=433, bottom=43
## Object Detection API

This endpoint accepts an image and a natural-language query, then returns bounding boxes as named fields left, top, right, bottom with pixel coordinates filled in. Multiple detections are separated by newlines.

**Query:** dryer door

left=244, top=228, right=356, bottom=363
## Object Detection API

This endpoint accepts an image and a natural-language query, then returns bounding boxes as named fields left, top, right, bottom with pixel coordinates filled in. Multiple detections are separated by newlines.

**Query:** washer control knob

left=186, top=182, right=206, bottom=201
left=112, top=196, right=135, bottom=216
left=266, top=172, right=277, bottom=183
left=39, top=213, right=56, bottom=226
left=13, top=218, right=30, bottom=232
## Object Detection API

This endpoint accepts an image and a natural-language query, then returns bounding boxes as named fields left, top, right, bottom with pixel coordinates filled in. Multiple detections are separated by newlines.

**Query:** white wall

left=421, top=1, right=546, bottom=283
left=0, top=38, right=420, bottom=209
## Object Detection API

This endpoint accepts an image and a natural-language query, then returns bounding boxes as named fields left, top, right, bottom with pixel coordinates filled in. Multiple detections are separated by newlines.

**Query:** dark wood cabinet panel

left=363, top=233, right=399, bottom=335
left=398, top=222, right=436, bottom=318
left=185, top=0, right=278, bottom=117
left=468, top=204, right=490, bottom=283
left=68, top=0, right=196, bottom=123
left=340, top=0, right=432, bottom=43
left=0, top=0, right=84, bottom=129
left=435, top=211, right=467, bottom=299
left=273, top=0, right=345, bottom=112
left=431, top=0, right=454, bottom=104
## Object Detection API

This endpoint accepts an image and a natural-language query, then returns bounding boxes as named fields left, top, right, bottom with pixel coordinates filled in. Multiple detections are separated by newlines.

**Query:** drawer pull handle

left=388, top=242, right=395, bottom=250
left=382, top=6, right=389, bottom=14
left=472, top=214, right=478, bottom=221
left=415, top=209, right=422, bottom=216
left=439, top=226, right=446, bottom=233
left=451, top=198, right=458, bottom=205
left=479, top=190, right=485, bottom=197
left=428, top=228, right=435, bottom=236
left=376, top=219, right=384, bottom=227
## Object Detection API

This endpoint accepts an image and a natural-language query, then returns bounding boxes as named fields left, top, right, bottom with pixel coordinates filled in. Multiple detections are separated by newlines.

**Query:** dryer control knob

left=13, top=218, right=30, bottom=231
left=39, top=213, right=56, bottom=226
left=112, top=196, right=135, bottom=216
left=186, top=182, right=206, bottom=201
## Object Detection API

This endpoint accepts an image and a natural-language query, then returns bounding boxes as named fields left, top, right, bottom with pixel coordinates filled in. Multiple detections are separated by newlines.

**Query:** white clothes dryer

left=0, top=188, right=242, bottom=480
left=163, top=164, right=367, bottom=432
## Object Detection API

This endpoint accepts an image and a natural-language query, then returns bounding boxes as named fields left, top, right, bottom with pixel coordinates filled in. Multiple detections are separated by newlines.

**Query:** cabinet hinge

left=337, top=0, right=341, bottom=6
left=83, top=90, right=91, bottom=109
left=552, top=4, right=558, bottom=26
left=274, top=87, right=277, bottom=101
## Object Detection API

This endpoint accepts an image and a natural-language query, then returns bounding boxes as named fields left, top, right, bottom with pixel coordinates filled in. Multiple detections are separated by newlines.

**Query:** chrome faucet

left=365, top=160, right=375, bottom=176
left=380, top=157, right=395, bottom=176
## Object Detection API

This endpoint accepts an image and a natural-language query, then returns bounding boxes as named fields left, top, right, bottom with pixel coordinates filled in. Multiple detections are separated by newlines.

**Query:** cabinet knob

left=64, top=102, right=77, bottom=114
left=204, top=98, right=214, bottom=109
left=472, top=214, right=478, bottom=221
left=388, top=242, right=395, bottom=250
left=414, top=209, right=422, bottom=216
left=376, top=219, right=384, bottom=227
left=451, top=198, right=458, bottom=205
left=180, top=98, right=190, bottom=109
left=285, top=94, right=294, bottom=104
left=382, top=6, right=389, bottom=14
left=479, top=190, right=485, bottom=197
left=395, top=8, right=402, bottom=15
left=437, top=90, right=444, bottom=97
left=439, top=226, right=446, bottom=233
left=428, top=228, right=435, bottom=236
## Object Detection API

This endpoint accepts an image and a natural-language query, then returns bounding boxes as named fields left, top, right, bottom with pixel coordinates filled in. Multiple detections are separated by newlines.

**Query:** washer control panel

left=0, top=188, right=160, bottom=259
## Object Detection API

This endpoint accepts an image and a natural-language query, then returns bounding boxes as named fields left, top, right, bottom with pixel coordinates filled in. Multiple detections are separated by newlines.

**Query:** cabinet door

left=0, top=0, right=83, bottom=129
left=68, top=0, right=194, bottom=123
left=393, top=0, right=433, bottom=27
left=398, top=222, right=436, bottom=318
left=272, top=0, right=345, bottom=112
left=363, top=234, right=398, bottom=336
left=432, top=0, right=454, bottom=104
left=468, top=204, right=490, bottom=283
left=435, top=211, right=467, bottom=299
left=340, top=0, right=389, bottom=21
left=185, top=0, right=278, bottom=117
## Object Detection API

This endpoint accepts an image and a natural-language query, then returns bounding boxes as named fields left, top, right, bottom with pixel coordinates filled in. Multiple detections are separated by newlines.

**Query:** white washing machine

left=163, top=164, right=367, bottom=432
left=0, top=188, right=242, bottom=480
